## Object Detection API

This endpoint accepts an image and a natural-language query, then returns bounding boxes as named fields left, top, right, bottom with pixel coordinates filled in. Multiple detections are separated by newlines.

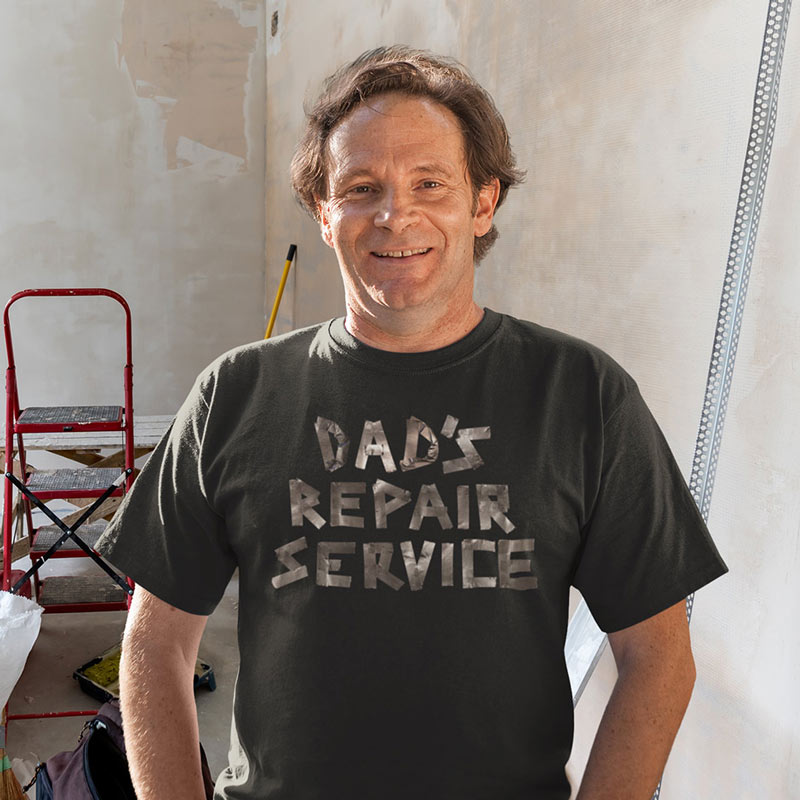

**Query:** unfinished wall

left=662, top=14, right=800, bottom=796
left=0, top=1, right=266, bottom=415
left=266, top=0, right=798, bottom=796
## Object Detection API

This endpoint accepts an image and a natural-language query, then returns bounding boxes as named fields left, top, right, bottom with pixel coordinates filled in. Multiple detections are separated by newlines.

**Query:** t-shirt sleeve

left=572, top=383, right=728, bottom=633
left=96, top=369, right=236, bottom=616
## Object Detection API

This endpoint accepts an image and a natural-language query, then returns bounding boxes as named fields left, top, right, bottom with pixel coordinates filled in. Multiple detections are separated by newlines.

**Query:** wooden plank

left=49, top=448, right=150, bottom=469
left=0, top=536, right=31, bottom=568
left=0, top=414, right=174, bottom=451
left=50, top=449, right=104, bottom=466
left=60, top=496, right=123, bottom=526
left=0, top=457, right=33, bottom=480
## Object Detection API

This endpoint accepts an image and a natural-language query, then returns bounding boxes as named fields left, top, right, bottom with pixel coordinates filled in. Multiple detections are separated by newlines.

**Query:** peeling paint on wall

left=1, top=0, right=266, bottom=415
left=119, top=0, right=257, bottom=170
left=214, top=0, right=262, bottom=28
left=176, top=136, right=246, bottom=175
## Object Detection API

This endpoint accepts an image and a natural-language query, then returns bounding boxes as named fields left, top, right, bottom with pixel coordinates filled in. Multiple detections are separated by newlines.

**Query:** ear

left=318, top=201, right=335, bottom=249
left=473, top=178, right=501, bottom=238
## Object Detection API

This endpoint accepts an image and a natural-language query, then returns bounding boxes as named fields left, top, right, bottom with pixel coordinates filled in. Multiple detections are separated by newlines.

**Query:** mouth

left=371, top=247, right=432, bottom=259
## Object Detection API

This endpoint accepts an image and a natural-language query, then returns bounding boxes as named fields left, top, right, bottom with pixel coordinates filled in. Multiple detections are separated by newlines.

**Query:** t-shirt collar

left=326, top=307, right=502, bottom=373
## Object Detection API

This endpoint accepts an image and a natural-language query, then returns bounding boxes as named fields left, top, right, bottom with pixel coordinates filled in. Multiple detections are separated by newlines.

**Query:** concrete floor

left=6, top=549, right=239, bottom=793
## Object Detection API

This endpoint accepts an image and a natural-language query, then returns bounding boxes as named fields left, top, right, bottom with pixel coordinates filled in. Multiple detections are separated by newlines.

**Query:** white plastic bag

left=11, top=757, right=37, bottom=799
left=0, top=590, right=43, bottom=709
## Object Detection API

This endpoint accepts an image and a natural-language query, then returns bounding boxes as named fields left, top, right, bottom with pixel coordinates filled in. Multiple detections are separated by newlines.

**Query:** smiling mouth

left=371, top=248, right=432, bottom=258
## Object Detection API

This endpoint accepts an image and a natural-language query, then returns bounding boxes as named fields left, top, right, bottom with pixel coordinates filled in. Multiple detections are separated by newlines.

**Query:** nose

left=373, top=188, right=417, bottom=233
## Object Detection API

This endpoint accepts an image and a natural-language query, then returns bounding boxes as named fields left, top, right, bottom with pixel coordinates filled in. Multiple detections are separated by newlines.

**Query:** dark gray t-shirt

left=97, top=309, right=727, bottom=799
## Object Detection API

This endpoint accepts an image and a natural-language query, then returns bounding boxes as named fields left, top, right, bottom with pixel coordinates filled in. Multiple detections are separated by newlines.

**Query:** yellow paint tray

left=74, top=641, right=216, bottom=703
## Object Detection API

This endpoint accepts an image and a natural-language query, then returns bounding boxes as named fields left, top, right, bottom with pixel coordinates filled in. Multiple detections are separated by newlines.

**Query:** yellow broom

left=0, top=706, right=25, bottom=800
left=264, top=244, right=297, bottom=339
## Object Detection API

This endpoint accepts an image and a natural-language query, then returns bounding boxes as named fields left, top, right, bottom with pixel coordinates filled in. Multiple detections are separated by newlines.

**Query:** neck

left=344, top=301, right=485, bottom=353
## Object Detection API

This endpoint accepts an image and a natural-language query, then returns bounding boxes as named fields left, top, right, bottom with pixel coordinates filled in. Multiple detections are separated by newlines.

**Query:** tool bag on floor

left=25, top=699, right=215, bottom=799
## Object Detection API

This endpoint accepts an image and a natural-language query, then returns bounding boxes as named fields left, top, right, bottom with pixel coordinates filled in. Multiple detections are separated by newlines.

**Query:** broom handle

left=265, top=244, right=297, bottom=339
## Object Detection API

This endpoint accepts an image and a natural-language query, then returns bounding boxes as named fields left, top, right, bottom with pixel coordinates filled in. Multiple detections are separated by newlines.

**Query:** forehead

left=325, top=93, right=467, bottom=181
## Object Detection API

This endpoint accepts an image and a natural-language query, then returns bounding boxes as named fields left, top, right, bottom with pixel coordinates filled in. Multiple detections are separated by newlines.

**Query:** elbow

left=660, top=644, right=696, bottom=717
left=617, top=642, right=697, bottom=711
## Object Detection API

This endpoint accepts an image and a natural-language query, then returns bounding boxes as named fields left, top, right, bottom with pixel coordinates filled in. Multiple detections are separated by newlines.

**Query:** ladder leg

left=2, top=457, right=13, bottom=593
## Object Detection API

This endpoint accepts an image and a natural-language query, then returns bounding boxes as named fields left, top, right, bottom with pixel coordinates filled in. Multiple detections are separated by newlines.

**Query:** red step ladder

left=0, top=288, right=139, bottom=759
left=2, top=289, right=135, bottom=611
left=0, top=290, right=220, bottom=760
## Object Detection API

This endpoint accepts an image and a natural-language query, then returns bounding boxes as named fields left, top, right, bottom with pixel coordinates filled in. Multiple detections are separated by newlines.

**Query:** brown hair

left=290, top=45, right=525, bottom=262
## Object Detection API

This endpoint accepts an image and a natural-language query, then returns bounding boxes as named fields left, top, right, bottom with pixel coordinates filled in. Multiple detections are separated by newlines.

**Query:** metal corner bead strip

left=685, top=0, right=792, bottom=624
left=566, top=0, right=793, bottom=727
left=651, top=4, right=792, bottom=796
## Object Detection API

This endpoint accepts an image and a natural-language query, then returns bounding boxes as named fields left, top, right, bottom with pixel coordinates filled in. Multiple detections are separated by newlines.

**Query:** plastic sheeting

left=0, top=591, right=42, bottom=710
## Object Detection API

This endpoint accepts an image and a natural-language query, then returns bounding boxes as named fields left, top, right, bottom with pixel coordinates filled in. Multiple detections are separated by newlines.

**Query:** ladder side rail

left=123, top=358, right=135, bottom=606
left=2, top=369, right=15, bottom=592
left=117, top=290, right=135, bottom=490
left=3, top=297, right=19, bottom=381
left=124, top=362, right=134, bottom=489
left=3, top=301, right=21, bottom=422
left=3, top=287, right=133, bottom=410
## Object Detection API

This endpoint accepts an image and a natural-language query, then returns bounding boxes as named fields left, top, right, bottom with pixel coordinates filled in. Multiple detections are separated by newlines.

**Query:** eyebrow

left=332, top=162, right=457, bottom=186
left=410, top=163, right=457, bottom=179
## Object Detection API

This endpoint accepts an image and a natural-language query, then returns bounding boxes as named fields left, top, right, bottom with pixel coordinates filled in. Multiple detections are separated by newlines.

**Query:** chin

left=366, top=281, right=428, bottom=309
left=374, top=288, right=433, bottom=313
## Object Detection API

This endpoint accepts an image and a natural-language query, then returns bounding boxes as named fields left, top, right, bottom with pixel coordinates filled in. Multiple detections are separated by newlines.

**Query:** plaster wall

left=265, top=1, right=799, bottom=796
left=0, top=0, right=266, bottom=415
left=2, top=0, right=796, bottom=795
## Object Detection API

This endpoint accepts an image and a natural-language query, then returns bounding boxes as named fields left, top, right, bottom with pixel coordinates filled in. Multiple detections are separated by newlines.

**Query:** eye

left=421, top=180, right=441, bottom=189
left=350, top=185, right=372, bottom=194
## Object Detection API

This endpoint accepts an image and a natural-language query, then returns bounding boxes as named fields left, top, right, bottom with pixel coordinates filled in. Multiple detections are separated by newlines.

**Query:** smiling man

left=97, top=46, right=727, bottom=800
left=317, top=91, right=497, bottom=348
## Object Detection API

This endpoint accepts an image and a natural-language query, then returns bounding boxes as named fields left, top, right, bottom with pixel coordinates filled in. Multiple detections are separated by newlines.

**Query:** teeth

left=374, top=248, right=429, bottom=258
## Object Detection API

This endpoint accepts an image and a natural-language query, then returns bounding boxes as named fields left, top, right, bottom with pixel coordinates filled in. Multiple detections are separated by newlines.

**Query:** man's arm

left=120, top=585, right=209, bottom=800
left=576, top=599, right=696, bottom=800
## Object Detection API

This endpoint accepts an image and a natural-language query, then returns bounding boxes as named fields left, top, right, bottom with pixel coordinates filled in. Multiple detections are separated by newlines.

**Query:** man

left=97, top=46, right=727, bottom=799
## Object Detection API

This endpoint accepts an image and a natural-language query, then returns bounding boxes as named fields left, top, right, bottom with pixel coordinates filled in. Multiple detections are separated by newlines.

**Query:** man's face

left=318, top=92, right=498, bottom=321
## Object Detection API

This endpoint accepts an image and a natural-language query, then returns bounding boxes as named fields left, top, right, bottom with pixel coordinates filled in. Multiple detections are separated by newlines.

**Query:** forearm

left=120, top=595, right=208, bottom=800
left=575, top=655, right=695, bottom=799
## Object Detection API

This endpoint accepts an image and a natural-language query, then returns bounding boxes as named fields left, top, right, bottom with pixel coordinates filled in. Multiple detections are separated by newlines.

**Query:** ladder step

left=26, top=468, right=123, bottom=493
left=31, top=520, right=108, bottom=553
left=38, top=576, right=127, bottom=607
left=17, top=405, right=123, bottom=426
